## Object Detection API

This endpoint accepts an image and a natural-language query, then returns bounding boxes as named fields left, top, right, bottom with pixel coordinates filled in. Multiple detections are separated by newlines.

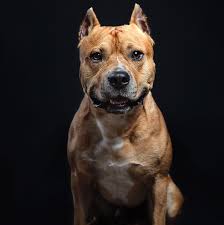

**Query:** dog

left=68, top=4, right=184, bottom=225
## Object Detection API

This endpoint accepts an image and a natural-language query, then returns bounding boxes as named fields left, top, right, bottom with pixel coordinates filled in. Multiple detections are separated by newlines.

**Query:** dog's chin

left=89, top=88, right=149, bottom=114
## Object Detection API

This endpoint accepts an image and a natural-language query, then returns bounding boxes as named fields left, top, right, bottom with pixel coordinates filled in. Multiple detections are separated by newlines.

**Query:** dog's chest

left=93, top=137, right=146, bottom=206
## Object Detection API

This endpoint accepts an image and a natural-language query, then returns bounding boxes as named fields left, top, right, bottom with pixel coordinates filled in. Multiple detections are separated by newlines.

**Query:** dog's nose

left=108, top=70, right=130, bottom=89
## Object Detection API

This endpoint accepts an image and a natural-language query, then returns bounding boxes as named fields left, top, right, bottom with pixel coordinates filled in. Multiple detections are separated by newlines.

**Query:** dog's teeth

left=110, top=100, right=118, bottom=104
left=110, top=99, right=128, bottom=105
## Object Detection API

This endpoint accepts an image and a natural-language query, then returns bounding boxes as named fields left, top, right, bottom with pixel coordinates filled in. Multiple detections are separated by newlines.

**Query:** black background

left=1, top=0, right=224, bottom=225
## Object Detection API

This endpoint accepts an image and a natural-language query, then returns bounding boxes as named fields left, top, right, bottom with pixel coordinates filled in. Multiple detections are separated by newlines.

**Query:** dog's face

left=78, top=4, right=155, bottom=114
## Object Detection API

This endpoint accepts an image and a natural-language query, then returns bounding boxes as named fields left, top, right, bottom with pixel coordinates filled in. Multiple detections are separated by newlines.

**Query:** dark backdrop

left=1, top=0, right=223, bottom=225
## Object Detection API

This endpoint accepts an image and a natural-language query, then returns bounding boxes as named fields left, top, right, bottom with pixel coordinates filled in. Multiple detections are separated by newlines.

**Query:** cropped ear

left=79, top=8, right=100, bottom=41
left=129, top=4, right=150, bottom=35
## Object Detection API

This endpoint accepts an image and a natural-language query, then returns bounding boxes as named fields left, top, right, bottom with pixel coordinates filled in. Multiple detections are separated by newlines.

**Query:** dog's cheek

left=79, top=64, right=94, bottom=93
left=133, top=61, right=155, bottom=92
left=140, top=59, right=155, bottom=86
left=79, top=71, right=87, bottom=93
left=147, top=62, right=156, bottom=88
left=80, top=69, right=103, bottom=99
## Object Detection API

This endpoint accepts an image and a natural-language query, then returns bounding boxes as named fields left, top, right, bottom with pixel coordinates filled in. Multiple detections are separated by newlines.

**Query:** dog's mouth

left=89, top=88, right=149, bottom=114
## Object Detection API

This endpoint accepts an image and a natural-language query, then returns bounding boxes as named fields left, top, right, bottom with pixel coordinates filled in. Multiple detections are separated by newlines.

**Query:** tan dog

left=68, top=4, right=183, bottom=225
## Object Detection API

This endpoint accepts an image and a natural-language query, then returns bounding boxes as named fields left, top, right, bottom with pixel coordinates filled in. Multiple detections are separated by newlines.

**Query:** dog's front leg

left=150, top=174, right=168, bottom=225
left=71, top=171, right=93, bottom=225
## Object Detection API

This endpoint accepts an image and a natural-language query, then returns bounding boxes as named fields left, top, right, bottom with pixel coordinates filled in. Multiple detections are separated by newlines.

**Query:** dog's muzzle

left=88, top=67, right=150, bottom=114
left=89, top=87, right=149, bottom=114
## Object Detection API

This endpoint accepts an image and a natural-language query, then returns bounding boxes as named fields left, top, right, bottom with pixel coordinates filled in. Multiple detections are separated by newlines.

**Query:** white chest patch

left=97, top=159, right=134, bottom=204
left=95, top=119, right=134, bottom=204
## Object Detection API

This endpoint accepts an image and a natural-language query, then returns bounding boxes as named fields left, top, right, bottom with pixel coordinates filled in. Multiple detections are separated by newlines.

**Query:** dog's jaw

left=89, top=87, right=150, bottom=114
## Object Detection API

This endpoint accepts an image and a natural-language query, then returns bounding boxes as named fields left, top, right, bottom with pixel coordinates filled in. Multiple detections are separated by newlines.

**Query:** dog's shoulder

left=67, top=95, right=91, bottom=154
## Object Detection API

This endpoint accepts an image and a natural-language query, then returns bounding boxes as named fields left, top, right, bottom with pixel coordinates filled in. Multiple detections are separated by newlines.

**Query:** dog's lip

left=90, top=95, right=132, bottom=108
left=109, top=97, right=129, bottom=106
left=90, top=87, right=149, bottom=112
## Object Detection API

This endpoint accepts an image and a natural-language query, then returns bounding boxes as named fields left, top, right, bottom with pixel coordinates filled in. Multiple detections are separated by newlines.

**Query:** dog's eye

left=131, top=50, right=144, bottom=61
left=90, top=52, right=103, bottom=62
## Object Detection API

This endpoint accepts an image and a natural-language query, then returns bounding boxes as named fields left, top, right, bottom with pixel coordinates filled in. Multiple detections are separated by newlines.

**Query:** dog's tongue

left=109, top=98, right=128, bottom=105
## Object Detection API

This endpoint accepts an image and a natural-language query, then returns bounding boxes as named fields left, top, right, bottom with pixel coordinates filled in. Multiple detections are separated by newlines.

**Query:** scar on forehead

left=109, top=27, right=123, bottom=36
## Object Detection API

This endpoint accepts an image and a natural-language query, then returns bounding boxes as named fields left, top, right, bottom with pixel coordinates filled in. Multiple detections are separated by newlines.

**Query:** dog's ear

left=79, top=8, right=100, bottom=41
left=129, top=4, right=150, bottom=35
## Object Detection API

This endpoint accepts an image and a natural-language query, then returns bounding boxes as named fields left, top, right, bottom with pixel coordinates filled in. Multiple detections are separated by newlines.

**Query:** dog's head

left=78, top=4, right=155, bottom=114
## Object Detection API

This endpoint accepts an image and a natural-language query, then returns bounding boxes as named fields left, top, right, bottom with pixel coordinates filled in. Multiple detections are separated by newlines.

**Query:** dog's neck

left=89, top=93, right=154, bottom=139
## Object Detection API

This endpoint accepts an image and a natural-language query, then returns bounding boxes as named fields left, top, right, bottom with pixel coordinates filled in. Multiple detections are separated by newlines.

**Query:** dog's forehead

left=114, top=25, right=153, bottom=48
left=79, top=24, right=153, bottom=52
